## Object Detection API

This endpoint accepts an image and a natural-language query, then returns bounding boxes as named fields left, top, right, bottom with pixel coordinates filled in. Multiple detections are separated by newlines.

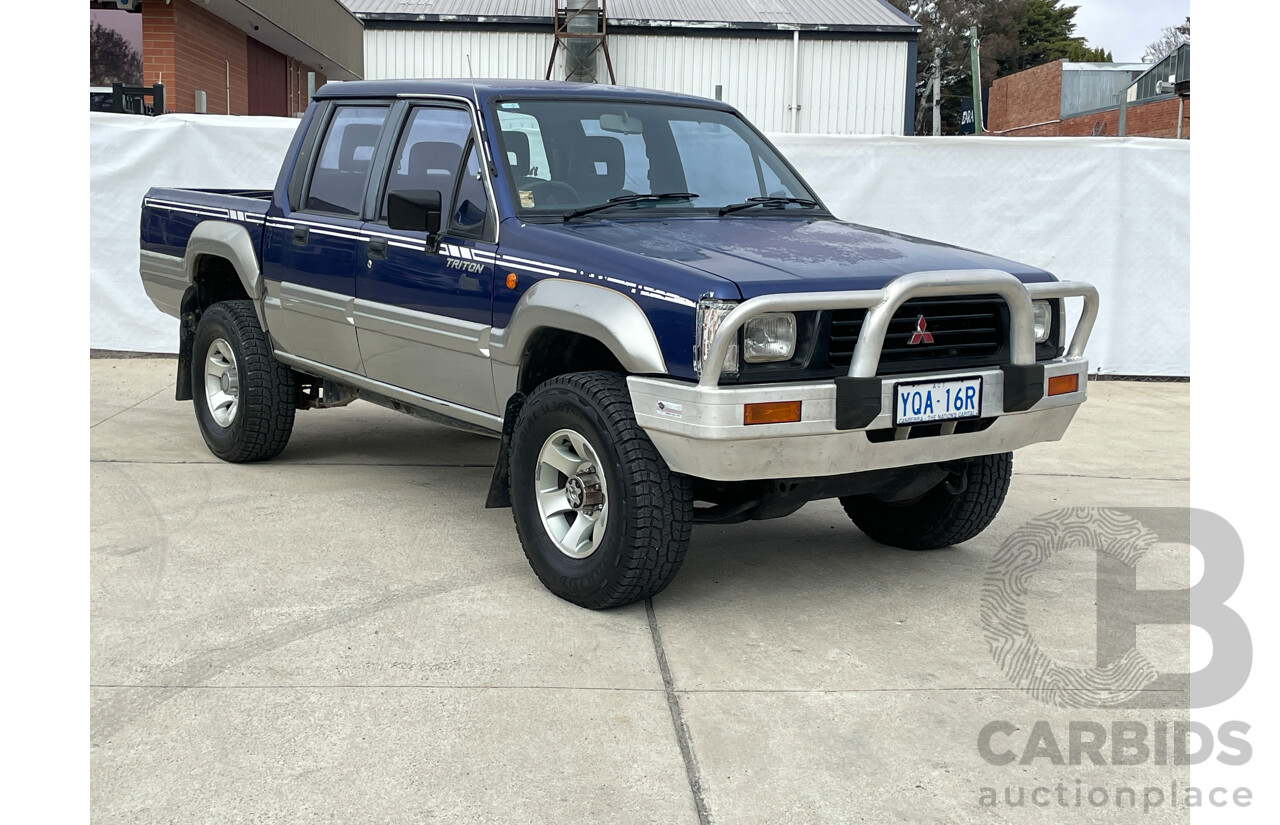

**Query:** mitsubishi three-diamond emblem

left=908, top=315, right=935, bottom=345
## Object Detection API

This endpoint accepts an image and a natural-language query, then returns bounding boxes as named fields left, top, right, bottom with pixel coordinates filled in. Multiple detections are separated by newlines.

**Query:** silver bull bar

left=697, top=269, right=1100, bottom=388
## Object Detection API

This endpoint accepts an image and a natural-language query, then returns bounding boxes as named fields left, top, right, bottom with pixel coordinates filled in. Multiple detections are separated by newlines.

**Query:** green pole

left=969, top=25, right=984, bottom=134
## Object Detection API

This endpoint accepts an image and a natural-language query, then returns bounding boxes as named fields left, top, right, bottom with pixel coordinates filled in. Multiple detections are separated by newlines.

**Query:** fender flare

left=485, top=280, right=669, bottom=509
left=489, top=279, right=667, bottom=375
left=174, top=221, right=266, bottom=401
left=183, top=221, right=265, bottom=326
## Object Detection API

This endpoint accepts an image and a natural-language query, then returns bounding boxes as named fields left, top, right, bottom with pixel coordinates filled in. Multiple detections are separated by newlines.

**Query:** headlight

left=743, top=313, right=797, bottom=362
left=1032, top=300, right=1052, bottom=343
left=695, top=298, right=739, bottom=376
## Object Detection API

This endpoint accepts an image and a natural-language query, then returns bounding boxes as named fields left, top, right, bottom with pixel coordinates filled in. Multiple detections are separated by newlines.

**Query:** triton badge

left=908, top=315, right=935, bottom=345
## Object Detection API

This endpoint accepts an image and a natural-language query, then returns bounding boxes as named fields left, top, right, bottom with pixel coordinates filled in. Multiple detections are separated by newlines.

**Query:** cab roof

left=312, top=79, right=736, bottom=110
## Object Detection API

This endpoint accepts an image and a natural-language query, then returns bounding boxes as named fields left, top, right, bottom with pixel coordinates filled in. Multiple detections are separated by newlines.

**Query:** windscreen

left=491, top=99, right=817, bottom=217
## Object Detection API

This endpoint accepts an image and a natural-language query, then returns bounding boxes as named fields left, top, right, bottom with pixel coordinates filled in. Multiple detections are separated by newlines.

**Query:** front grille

left=827, top=296, right=1007, bottom=375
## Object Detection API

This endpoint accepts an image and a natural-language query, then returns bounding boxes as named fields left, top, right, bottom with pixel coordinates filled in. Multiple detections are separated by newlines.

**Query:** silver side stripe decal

left=497, top=253, right=577, bottom=274
left=426, top=244, right=696, bottom=307
left=265, top=220, right=368, bottom=243
left=150, top=204, right=698, bottom=310
left=144, top=197, right=226, bottom=212
left=144, top=202, right=227, bottom=220
left=311, top=228, right=370, bottom=242
left=145, top=199, right=267, bottom=226
left=639, top=288, right=697, bottom=308
left=500, top=261, right=561, bottom=277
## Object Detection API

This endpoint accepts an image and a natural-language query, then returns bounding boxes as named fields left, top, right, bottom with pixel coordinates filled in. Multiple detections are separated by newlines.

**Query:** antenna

left=466, top=54, right=474, bottom=79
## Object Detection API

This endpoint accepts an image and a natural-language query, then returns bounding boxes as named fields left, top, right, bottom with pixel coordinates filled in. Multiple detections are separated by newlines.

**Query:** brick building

left=96, top=0, right=364, bottom=116
left=987, top=46, right=1190, bottom=139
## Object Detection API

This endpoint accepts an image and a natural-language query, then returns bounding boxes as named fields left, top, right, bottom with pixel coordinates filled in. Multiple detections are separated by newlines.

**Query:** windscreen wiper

left=563, top=192, right=700, bottom=222
left=718, top=196, right=821, bottom=216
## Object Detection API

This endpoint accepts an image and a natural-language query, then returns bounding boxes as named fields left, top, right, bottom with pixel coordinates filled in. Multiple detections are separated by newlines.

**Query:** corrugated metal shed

left=341, top=0, right=918, bottom=32
left=1060, top=63, right=1147, bottom=118
left=345, top=1, right=546, bottom=19
left=348, top=0, right=919, bottom=134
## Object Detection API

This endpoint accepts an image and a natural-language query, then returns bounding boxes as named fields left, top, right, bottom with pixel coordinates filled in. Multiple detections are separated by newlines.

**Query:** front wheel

left=840, top=453, right=1013, bottom=550
left=509, top=371, right=692, bottom=609
left=192, top=300, right=296, bottom=462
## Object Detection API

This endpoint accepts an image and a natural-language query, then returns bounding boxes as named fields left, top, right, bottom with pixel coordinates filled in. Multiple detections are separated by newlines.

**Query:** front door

left=355, top=104, right=499, bottom=415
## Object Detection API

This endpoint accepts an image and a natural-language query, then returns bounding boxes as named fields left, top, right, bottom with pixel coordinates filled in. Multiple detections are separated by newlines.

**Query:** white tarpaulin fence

left=91, top=113, right=1189, bottom=376
left=770, top=134, right=1190, bottom=377
left=91, top=113, right=298, bottom=354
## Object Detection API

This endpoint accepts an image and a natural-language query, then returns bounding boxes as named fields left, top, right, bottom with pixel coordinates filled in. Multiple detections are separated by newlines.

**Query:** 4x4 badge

left=909, top=315, right=935, bottom=345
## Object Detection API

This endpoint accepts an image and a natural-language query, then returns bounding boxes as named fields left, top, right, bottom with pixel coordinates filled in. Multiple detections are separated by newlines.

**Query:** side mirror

left=387, top=190, right=443, bottom=237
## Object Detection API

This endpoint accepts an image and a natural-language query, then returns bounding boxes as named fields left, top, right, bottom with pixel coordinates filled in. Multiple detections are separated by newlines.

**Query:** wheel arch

left=174, top=221, right=265, bottom=400
left=485, top=281, right=668, bottom=509
left=490, top=279, right=666, bottom=378
left=182, top=221, right=262, bottom=307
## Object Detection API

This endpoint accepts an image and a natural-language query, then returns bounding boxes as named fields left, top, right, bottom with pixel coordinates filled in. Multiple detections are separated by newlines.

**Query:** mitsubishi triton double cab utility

left=139, top=80, right=1099, bottom=609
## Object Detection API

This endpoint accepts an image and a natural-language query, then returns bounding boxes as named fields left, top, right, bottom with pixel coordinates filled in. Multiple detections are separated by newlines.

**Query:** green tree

left=1000, top=0, right=1109, bottom=74
left=888, top=1, right=1027, bottom=133
left=90, top=21, right=142, bottom=87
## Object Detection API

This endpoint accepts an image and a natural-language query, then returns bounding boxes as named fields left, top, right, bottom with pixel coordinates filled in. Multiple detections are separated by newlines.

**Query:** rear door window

left=304, top=105, right=389, bottom=217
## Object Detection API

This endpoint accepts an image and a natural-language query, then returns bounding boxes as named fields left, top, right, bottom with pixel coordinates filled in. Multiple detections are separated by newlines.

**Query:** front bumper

left=631, top=269, right=1099, bottom=482
left=630, top=358, right=1086, bottom=480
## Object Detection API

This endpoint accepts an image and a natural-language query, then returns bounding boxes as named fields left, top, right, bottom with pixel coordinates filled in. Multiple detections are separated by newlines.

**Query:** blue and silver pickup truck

left=139, top=79, right=1098, bottom=609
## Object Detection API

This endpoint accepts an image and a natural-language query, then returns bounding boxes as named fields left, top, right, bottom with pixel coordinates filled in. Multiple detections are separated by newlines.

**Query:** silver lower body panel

left=139, top=250, right=186, bottom=318
left=274, top=351, right=503, bottom=437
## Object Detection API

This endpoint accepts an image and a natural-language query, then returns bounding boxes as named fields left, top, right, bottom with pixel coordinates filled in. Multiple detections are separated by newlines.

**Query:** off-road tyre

left=192, top=300, right=296, bottom=462
left=840, top=453, right=1013, bottom=550
left=509, top=371, right=693, bottom=609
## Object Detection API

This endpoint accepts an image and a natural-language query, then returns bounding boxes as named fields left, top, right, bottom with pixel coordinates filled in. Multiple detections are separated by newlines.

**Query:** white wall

left=363, top=29, right=909, bottom=135
left=90, top=113, right=1189, bottom=376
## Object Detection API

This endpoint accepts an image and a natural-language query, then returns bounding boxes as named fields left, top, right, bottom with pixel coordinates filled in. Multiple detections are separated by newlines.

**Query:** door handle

left=291, top=226, right=309, bottom=245
left=368, top=238, right=388, bottom=260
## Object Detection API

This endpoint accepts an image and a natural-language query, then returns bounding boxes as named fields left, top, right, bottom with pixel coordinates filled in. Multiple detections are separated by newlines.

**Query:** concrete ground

left=91, top=358, right=1191, bottom=824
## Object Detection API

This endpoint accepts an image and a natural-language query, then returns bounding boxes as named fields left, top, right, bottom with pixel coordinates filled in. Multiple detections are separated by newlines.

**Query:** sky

left=1072, top=0, right=1190, bottom=63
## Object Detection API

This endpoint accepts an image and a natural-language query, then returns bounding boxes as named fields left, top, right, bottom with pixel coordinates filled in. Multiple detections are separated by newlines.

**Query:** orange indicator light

left=744, top=401, right=803, bottom=425
left=1047, top=374, right=1080, bottom=396
left=506, top=272, right=518, bottom=289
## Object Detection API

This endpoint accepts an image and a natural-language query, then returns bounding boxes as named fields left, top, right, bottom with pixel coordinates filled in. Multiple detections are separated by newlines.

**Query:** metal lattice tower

left=546, top=1, right=617, bottom=84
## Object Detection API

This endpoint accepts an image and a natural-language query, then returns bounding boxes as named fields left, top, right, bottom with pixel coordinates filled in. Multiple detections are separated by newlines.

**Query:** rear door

left=355, top=103, right=500, bottom=415
left=262, top=102, right=389, bottom=374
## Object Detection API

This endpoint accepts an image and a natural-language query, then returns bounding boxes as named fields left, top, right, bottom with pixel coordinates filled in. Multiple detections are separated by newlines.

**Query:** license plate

left=893, top=377, right=983, bottom=426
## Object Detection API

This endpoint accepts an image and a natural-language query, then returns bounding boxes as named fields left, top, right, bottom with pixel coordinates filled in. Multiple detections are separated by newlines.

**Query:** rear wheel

left=509, top=371, right=692, bottom=609
left=192, top=301, right=296, bottom=462
left=840, top=453, right=1013, bottom=550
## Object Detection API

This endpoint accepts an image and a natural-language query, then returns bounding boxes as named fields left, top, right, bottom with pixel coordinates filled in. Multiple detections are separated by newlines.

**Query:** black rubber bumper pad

left=1000, top=363, right=1045, bottom=412
left=835, top=376, right=883, bottom=430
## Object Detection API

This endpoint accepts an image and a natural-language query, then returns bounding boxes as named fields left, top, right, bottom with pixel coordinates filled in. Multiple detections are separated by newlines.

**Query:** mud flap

left=484, top=392, right=526, bottom=509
